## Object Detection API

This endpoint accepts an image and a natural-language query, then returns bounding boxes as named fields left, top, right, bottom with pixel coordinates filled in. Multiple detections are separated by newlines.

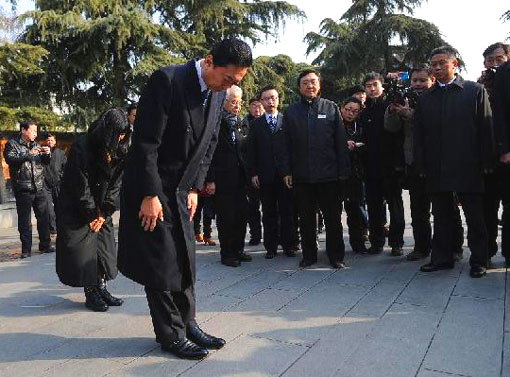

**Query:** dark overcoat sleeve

left=413, top=98, right=425, bottom=176
left=4, top=140, right=36, bottom=166
left=132, top=69, right=173, bottom=197
left=101, top=162, right=124, bottom=217
left=333, top=104, right=351, bottom=177
left=275, top=111, right=291, bottom=178
left=493, top=67, right=510, bottom=155
left=246, top=120, right=258, bottom=178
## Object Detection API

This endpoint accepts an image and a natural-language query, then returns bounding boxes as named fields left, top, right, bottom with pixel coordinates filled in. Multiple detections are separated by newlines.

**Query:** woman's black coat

left=56, top=135, right=125, bottom=287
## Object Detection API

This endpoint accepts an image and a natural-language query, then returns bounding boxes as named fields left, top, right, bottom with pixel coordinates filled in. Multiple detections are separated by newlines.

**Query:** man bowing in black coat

left=118, top=39, right=252, bottom=360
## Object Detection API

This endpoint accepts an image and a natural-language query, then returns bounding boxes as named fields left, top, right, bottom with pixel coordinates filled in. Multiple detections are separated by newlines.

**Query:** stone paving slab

left=0, top=201, right=509, bottom=377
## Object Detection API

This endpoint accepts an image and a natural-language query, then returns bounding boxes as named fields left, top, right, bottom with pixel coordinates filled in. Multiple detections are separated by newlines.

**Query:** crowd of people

left=2, top=38, right=510, bottom=360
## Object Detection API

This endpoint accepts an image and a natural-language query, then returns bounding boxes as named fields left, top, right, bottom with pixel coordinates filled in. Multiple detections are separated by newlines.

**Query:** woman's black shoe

left=84, top=287, right=108, bottom=312
left=97, top=286, right=124, bottom=306
left=161, top=338, right=209, bottom=360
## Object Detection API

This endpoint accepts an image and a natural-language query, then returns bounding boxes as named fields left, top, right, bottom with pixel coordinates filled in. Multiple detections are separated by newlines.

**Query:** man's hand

left=89, top=216, right=105, bottom=233
left=206, top=182, right=216, bottom=195
left=187, top=190, right=198, bottom=221
left=347, top=140, right=356, bottom=150
left=40, top=146, right=51, bottom=155
left=501, top=152, right=510, bottom=164
left=283, top=175, right=292, bottom=189
left=251, top=175, right=260, bottom=189
left=30, top=147, right=41, bottom=156
left=139, top=196, right=164, bottom=232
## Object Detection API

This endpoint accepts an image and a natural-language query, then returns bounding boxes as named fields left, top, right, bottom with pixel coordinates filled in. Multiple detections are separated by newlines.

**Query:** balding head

left=224, top=85, right=243, bottom=116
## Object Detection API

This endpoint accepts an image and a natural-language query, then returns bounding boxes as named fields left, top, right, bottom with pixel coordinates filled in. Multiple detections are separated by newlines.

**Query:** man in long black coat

left=415, top=46, right=495, bottom=278
left=118, top=39, right=252, bottom=360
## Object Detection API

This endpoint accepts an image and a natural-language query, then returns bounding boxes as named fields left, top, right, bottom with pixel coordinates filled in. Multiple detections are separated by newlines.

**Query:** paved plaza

left=0, top=202, right=509, bottom=377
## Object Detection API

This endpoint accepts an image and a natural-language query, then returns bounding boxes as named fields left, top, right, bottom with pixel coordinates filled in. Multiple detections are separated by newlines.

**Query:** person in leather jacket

left=3, top=121, right=53, bottom=258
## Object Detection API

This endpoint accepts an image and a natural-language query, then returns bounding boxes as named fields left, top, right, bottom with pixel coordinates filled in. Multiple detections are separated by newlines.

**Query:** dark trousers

left=431, top=192, right=487, bottom=268
left=215, top=189, right=248, bottom=259
left=193, top=196, right=214, bottom=239
left=144, top=285, right=195, bottom=343
left=407, top=172, right=432, bottom=253
left=246, top=187, right=262, bottom=241
left=365, top=175, right=405, bottom=248
left=484, top=166, right=510, bottom=258
left=294, top=181, right=344, bottom=263
left=14, top=189, right=51, bottom=255
left=343, top=177, right=365, bottom=249
left=45, top=185, right=59, bottom=233
left=259, top=181, right=297, bottom=253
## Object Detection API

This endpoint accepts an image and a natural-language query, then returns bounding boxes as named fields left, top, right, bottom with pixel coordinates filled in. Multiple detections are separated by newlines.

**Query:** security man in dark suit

left=247, top=85, right=298, bottom=259
left=205, top=85, right=251, bottom=267
left=118, top=39, right=252, bottom=360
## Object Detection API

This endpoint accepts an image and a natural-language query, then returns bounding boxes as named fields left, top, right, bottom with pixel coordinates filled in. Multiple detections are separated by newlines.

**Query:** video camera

left=383, top=71, right=419, bottom=109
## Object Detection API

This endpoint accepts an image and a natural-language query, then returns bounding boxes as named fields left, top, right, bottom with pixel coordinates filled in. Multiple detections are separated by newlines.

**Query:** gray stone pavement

left=0, top=195, right=509, bottom=376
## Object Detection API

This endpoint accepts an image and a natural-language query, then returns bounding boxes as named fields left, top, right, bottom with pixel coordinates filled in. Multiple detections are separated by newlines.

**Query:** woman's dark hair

left=341, top=97, right=362, bottom=108
left=88, top=108, right=130, bottom=164
left=210, top=39, right=253, bottom=68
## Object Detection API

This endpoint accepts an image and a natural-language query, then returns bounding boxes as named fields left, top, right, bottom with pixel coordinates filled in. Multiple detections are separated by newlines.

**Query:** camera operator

left=385, top=65, right=464, bottom=262
left=479, top=43, right=509, bottom=266
left=491, top=43, right=510, bottom=267
left=359, top=72, right=405, bottom=256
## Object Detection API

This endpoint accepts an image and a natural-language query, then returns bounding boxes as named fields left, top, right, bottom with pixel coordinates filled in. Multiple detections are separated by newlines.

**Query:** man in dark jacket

left=493, top=55, right=510, bottom=267
left=240, top=97, right=264, bottom=246
left=43, top=133, right=67, bottom=234
left=118, top=39, right=252, bottom=360
left=205, top=85, right=251, bottom=267
left=415, top=46, right=494, bottom=278
left=248, top=85, right=298, bottom=259
left=278, top=69, right=350, bottom=269
left=3, top=121, right=53, bottom=258
left=360, top=72, right=406, bottom=256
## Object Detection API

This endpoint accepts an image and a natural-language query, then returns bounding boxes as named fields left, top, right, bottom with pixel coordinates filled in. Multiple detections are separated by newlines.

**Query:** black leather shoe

left=238, top=252, right=252, bottom=262
left=505, top=258, right=510, bottom=268
left=187, top=324, right=226, bottom=350
left=299, top=259, right=317, bottom=268
left=470, top=266, right=487, bottom=278
left=330, top=260, right=346, bottom=269
left=161, top=338, right=209, bottom=359
left=248, top=238, right=261, bottom=246
left=40, top=246, right=55, bottom=254
left=84, top=287, right=108, bottom=312
left=97, top=286, right=124, bottom=306
left=221, top=257, right=240, bottom=267
left=352, top=244, right=368, bottom=254
left=283, top=249, right=297, bottom=257
left=406, top=249, right=430, bottom=261
left=390, top=247, right=403, bottom=257
left=420, top=262, right=454, bottom=272
left=367, top=246, right=383, bottom=255
left=265, top=251, right=277, bottom=259
left=20, top=252, right=31, bottom=259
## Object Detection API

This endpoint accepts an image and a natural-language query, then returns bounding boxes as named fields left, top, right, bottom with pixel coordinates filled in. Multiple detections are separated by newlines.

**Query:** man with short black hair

left=415, top=46, right=494, bottom=278
left=44, top=133, right=67, bottom=235
left=278, top=69, right=350, bottom=269
left=248, top=85, right=298, bottom=259
left=4, top=121, right=54, bottom=258
left=118, top=38, right=252, bottom=359
left=360, top=72, right=406, bottom=256
left=126, top=104, right=137, bottom=130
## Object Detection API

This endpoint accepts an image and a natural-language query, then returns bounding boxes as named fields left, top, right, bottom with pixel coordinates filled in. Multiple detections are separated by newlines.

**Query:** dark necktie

left=201, top=89, right=210, bottom=106
left=268, top=115, right=276, bottom=133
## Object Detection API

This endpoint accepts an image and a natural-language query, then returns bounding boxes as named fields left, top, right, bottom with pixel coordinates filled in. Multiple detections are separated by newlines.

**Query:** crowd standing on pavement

left=2, top=37, right=510, bottom=360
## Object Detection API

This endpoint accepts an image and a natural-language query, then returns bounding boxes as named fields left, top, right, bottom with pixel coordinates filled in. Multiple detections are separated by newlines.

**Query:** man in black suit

left=278, top=70, right=350, bottom=269
left=415, top=46, right=494, bottom=278
left=205, top=85, right=251, bottom=267
left=118, top=39, right=252, bottom=360
left=248, top=85, right=298, bottom=259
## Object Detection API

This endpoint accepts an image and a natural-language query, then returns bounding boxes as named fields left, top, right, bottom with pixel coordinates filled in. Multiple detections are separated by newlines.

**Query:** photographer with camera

left=385, top=65, right=464, bottom=262
left=478, top=43, right=510, bottom=267
left=359, top=72, right=405, bottom=256
left=490, top=43, right=510, bottom=267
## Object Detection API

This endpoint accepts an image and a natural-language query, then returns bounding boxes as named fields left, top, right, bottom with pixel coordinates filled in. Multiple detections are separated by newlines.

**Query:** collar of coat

left=299, top=95, right=320, bottom=108
left=431, top=74, right=465, bottom=92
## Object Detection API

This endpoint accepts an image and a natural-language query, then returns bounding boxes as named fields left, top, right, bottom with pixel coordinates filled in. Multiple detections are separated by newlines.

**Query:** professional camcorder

left=384, top=71, right=419, bottom=108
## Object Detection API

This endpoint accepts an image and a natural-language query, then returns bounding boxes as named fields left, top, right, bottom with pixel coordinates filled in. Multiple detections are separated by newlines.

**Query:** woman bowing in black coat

left=56, top=109, right=130, bottom=312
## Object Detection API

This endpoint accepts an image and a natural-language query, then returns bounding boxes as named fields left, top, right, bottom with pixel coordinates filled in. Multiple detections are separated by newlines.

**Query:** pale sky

left=3, top=0, right=510, bottom=80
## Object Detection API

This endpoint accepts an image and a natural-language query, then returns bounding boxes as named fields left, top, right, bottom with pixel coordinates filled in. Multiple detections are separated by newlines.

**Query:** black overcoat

left=117, top=60, right=225, bottom=291
left=56, top=136, right=124, bottom=287
left=414, top=75, right=495, bottom=193
left=493, top=61, right=510, bottom=155
left=246, top=114, right=282, bottom=185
